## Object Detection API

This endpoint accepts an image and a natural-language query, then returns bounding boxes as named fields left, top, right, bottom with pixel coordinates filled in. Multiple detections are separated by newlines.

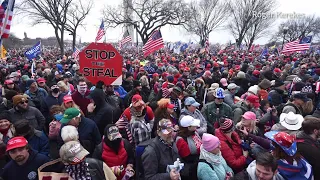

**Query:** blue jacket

left=197, top=146, right=233, bottom=180
left=1, top=149, right=49, bottom=180
left=114, top=86, right=127, bottom=99
left=28, top=130, right=50, bottom=157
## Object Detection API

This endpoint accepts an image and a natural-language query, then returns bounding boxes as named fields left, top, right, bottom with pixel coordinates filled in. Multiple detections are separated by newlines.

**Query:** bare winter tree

left=17, top=0, right=73, bottom=55
left=227, top=0, right=276, bottom=49
left=65, top=0, right=93, bottom=50
left=103, top=0, right=190, bottom=44
left=270, top=15, right=320, bottom=43
left=183, top=0, right=230, bottom=47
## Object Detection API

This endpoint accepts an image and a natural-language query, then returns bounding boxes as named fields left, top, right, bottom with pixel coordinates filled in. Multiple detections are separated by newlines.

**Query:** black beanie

left=133, top=80, right=141, bottom=88
left=0, top=111, right=11, bottom=122
left=4, top=90, right=18, bottom=101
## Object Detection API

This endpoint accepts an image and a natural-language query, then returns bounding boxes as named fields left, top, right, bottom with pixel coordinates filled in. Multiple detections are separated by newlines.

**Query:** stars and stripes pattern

left=119, top=30, right=132, bottom=49
left=143, top=29, right=164, bottom=57
left=72, top=47, right=80, bottom=59
left=95, top=21, right=105, bottom=42
left=282, top=36, right=312, bottom=54
left=0, top=0, right=14, bottom=38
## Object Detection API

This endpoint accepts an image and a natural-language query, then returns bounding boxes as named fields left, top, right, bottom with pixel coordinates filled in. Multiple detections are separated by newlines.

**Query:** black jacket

left=41, top=93, right=66, bottom=122
left=87, top=88, right=115, bottom=135
left=296, top=131, right=320, bottom=180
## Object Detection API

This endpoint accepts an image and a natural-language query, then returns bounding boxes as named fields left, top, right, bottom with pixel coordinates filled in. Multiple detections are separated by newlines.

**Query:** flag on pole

left=0, top=0, right=14, bottom=38
left=31, top=60, right=36, bottom=78
left=25, top=41, right=41, bottom=61
left=119, top=30, right=132, bottom=49
left=282, top=36, right=312, bottom=54
left=95, top=21, right=105, bottom=42
left=72, top=47, right=80, bottom=59
left=205, top=39, right=209, bottom=52
left=142, top=29, right=164, bottom=57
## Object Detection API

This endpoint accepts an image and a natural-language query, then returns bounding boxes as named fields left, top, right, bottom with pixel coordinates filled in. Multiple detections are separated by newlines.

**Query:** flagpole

left=0, top=0, right=13, bottom=59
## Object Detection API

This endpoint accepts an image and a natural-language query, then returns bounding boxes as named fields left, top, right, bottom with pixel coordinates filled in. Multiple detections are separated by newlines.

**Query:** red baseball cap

left=37, top=78, right=46, bottom=83
left=166, top=103, right=175, bottom=109
left=152, top=73, right=159, bottom=78
left=252, top=70, right=260, bottom=76
left=131, top=94, right=143, bottom=104
left=274, top=68, right=282, bottom=73
left=246, top=95, right=260, bottom=108
left=6, top=136, right=28, bottom=152
left=63, top=95, right=73, bottom=103
left=4, top=79, right=13, bottom=85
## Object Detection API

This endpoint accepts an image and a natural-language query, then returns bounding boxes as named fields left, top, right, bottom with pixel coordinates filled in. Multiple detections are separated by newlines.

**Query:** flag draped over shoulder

left=282, top=36, right=312, bottom=54
left=142, top=29, right=164, bottom=57
left=0, top=0, right=14, bottom=38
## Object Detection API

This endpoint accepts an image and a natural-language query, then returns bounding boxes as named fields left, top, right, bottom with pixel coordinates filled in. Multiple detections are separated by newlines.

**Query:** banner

left=25, top=41, right=41, bottom=60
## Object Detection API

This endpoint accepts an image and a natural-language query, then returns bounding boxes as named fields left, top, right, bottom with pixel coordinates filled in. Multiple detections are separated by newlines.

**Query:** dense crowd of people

left=0, top=48, right=319, bottom=180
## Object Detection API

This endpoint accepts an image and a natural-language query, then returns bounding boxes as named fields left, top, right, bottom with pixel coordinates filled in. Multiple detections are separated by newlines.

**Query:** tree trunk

left=54, top=27, right=64, bottom=55
left=60, top=27, right=65, bottom=55
left=72, top=30, right=76, bottom=51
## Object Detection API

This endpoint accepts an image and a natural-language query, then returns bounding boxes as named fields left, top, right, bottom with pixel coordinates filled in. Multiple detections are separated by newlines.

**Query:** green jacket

left=201, top=102, right=233, bottom=134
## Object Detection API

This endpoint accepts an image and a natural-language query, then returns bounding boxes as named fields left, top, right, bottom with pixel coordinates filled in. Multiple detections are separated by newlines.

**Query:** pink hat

left=220, top=78, right=228, bottom=87
left=242, top=111, right=256, bottom=121
left=202, top=133, right=220, bottom=152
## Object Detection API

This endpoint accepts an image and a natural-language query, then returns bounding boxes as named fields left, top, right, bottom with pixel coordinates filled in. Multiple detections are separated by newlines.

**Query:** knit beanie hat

left=258, top=79, right=272, bottom=90
left=202, top=133, right=220, bottom=152
left=220, top=119, right=234, bottom=133
left=133, top=80, right=141, bottom=88
left=12, top=95, right=28, bottom=106
left=26, top=79, right=36, bottom=88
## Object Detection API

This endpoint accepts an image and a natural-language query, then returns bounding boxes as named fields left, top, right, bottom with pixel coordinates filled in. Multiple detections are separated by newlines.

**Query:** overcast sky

left=12, top=0, right=320, bottom=45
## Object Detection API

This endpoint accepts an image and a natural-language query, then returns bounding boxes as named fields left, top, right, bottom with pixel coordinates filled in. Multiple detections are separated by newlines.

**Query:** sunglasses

left=20, top=100, right=28, bottom=104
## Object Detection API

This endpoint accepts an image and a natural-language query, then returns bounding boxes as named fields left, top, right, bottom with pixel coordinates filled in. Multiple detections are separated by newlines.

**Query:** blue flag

left=260, top=47, right=268, bottom=57
left=25, top=41, right=41, bottom=60
left=180, top=43, right=188, bottom=52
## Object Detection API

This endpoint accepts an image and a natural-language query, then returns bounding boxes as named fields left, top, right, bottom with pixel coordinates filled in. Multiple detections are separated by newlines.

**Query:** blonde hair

left=302, top=100, right=314, bottom=115
left=237, top=118, right=259, bottom=134
left=157, top=98, right=170, bottom=109
left=57, top=81, right=69, bottom=92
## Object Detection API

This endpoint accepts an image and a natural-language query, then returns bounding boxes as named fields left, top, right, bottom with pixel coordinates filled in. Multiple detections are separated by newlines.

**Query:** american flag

left=95, top=21, right=105, bottom=42
left=0, top=0, right=14, bottom=38
left=282, top=36, right=312, bottom=54
left=72, top=47, right=80, bottom=59
left=143, top=29, right=164, bottom=57
left=119, top=30, right=132, bottom=49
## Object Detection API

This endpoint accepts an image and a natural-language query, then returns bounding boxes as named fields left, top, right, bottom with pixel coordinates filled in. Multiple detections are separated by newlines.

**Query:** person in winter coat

left=93, top=124, right=135, bottom=180
left=197, top=133, right=233, bottom=180
left=104, top=85, right=123, bottom=121
left=233, top=94, right=260, bottom=123
left=268, top=80, right=287, bottom=107
left=202, top=88, right=233, bottom=134
left=14, top=120, right=50, bottom=156
left=215, top=119, right=248, bottom=173
left=71, top=78, right=91, bottom=115
left=25, top=79, right=48, bottom=111
left=59, top=141, right=116, bottom=180
left=87, top=87, right=117, bottom=135
left=113, top=85, right=127, bottom=99
left=0, top=90, right=18, bottom=112
left=9, top=95, right=46, bottom=131
left=296, top=117, right=320, bottom=179
left=124, top=80, right=148, bottom=108
left=231, top=152, right=284, bottom=180
left=265, top=131, right=314, bottom=180
left=174, top=115, right=202, bottom=179
left=180, top=97, right=207, bottom=136
left=271, top=112, right=303, bottom=135
left=41, top=84, right=66, bottom=124
left=142, top=119, right=182, bottom=180
left=0, top=111, right=15, bottom=169
left=3, top=79, right=21, bottom=93
left=224, top=83, right=240, bottom=108
left=153, top=98, right=178, bottom=137
left=1, top=136, right=49, bottom=180
left=59, top=108, right=101, bottom=154
left=116, top=94, right=154, bottom=144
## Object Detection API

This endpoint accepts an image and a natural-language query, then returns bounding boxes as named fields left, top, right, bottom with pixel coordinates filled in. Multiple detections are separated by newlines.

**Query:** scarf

left=65, top=161, right=91, bottom=180
left=159, top=137, right=173, bottom=148
left=199, top=145, right=221, bottom=165
left=0, top=126, right=10, bottom=137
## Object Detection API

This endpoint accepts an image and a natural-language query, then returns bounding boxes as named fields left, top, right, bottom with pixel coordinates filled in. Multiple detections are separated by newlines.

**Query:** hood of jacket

left=88, top=88, right=106, bottom=109
left=246, top=160, right=284, bottom=180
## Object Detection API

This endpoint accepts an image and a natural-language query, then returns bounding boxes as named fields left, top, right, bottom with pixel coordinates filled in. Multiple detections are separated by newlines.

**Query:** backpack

left=191, top=159, right=214, bottom=180
left=135, top=138, right=160, bottom=180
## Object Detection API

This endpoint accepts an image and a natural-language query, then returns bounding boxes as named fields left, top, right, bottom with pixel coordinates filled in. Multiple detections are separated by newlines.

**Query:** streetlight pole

left=282, top=27, right=288, bottom=50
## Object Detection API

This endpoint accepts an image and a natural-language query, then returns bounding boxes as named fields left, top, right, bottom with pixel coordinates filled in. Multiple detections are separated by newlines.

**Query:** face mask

left=77, top=85, right=87, bottom=95
left=52, top=88, right=59, bottom=94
